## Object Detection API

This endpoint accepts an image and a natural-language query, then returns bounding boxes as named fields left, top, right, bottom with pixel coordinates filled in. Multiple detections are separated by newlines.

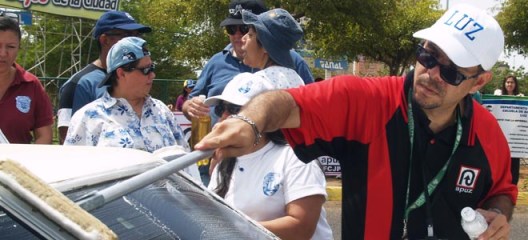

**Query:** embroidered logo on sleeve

left=15, top=96, right=31, bottom=113
left=455, top=165, right=481, bottom=194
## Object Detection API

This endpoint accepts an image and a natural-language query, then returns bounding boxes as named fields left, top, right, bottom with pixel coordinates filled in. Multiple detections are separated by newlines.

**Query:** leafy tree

left=18, top=13, right=98, bottom=78
left=124, top=0, right=441, bottom=76
left=496, top=0, right=528, bottom=55
left=274, top=0, right=442, bottom=75
left=483, top=61, right=527, bottom=95
left=121, top=0, right=228, bottom=79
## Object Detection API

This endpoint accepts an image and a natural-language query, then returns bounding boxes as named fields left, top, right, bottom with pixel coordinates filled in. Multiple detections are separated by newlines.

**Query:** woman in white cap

left=64, top=37, right=199, bottom=179
left=204, top=10, right=332, bottom=239
left=205, top=74, right=333, bottom=239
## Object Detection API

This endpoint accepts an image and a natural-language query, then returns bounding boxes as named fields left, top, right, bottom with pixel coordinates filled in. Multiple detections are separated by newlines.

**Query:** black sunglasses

left=128, top=64, right=155, bottom=75
left=416, top=45, right=482, bottom=86
left=225, top=25, right=249, bottom=35
left=214, top=102, right=242, bottom=117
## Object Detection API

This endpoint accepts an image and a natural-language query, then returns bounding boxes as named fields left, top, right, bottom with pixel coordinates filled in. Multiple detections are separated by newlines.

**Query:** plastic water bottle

left=461, top=207, right=488, bottom=239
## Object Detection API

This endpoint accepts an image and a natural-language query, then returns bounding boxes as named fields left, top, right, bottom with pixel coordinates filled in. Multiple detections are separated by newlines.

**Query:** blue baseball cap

left=98, top=37, right=150, bottom=87
left=93, top=11, right=152, bottom=39
left=242, top=8, right=303, bottom=68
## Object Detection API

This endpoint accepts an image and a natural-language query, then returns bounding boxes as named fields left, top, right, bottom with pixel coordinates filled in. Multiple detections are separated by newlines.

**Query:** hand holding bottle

left=461, top=207, right=488, bottom=239
left=188, top=95, right=210, bottom=118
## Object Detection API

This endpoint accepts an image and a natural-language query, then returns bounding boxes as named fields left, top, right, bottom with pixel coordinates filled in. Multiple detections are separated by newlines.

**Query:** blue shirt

left=190, top=44, right=313, bottom=123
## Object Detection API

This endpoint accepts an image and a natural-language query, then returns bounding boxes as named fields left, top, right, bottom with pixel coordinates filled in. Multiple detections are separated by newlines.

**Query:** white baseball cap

left=204, top=72, right=275, bottom=106
left=413, top=3, right=504, bottom=70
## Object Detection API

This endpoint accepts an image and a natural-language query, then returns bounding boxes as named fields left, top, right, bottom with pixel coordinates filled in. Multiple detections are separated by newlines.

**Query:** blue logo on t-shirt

left=262, top=172, right=281, bottom=196
left=15, top=96, right=31, bottom=113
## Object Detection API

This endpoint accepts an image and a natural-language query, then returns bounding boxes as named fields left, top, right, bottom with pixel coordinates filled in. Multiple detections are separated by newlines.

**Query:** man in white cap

left=196, top=4, right=517, bottom=239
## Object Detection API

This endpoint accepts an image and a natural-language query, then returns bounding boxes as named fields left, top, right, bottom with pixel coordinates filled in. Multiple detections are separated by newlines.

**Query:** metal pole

left=77, top=150, right=214, bottom=212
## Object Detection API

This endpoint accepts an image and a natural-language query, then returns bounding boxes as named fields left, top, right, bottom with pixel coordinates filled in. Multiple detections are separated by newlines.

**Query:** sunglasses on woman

left=214, top=102, right=242, bottom=117
left=416, top=45, right=482, bottom=86
left=128, top=64, right=155, bottom=75
left=225, top=25, right=250, bottom=35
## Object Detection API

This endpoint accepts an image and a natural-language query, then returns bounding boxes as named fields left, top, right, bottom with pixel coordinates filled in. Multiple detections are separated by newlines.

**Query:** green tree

left=483, top=61, right=527, bottom=95
left=121, top=0, right=227, bottom=79
left=19, top=13, right=98, bottom=78
left=496, top=0, right=528, bottom=56
left=124, top=0, right=441, bottom=76
left=276, top=0, right=441, bottom=75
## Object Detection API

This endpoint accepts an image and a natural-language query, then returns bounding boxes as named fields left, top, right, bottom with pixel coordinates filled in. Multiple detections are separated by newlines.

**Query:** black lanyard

left=402, top=89, right=462, bottom=239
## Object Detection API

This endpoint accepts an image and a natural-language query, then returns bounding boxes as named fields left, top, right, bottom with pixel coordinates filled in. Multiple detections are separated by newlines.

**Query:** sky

left=441, top=0, right=528, bottom=70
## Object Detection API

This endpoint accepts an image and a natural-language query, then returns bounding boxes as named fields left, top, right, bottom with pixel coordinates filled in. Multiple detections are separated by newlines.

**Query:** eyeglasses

left=105, top=31, right=143, bottom=38
left=416, top=44, right=482, bottom=86
left=225, top=25, right=249, bottom=35
left=214, top=102, right=242, bottom=117
left=128, top=64, right=155, bottom=75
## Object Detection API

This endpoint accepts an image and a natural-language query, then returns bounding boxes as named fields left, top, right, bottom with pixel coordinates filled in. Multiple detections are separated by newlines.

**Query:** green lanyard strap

left=404, top=90, right=463, bottom=220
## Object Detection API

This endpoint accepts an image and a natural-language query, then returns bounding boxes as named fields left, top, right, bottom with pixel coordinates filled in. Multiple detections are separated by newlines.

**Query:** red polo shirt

left=0, top=64, right=53, bottom=143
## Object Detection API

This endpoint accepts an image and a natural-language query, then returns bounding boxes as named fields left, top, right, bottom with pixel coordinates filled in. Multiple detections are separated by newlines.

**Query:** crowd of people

left=0, top=0, right=525, bottom=239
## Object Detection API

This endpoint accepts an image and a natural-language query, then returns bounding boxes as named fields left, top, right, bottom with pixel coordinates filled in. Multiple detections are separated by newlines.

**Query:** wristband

left=229, top=114, right=262, bottom=146
left=488, top=208, right=503, bottom=215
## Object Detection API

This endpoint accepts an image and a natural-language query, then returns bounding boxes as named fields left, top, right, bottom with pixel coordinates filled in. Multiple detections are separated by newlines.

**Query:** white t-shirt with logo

left=209, top=141, right=333, bottom=240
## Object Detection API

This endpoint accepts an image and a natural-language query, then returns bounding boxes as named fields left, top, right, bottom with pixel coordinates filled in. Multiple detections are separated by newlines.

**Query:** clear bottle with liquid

left=190, top=95, right=211, bottom=149
left=190, top=95, right=211, bottom=168
left=461, top=207, right=488, bottom=240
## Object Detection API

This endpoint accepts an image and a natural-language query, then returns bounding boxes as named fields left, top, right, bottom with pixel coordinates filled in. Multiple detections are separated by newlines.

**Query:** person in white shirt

left=205, top=73, right=333, bottom=240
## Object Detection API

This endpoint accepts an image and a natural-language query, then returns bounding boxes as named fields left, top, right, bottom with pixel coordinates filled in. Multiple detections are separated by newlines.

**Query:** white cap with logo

left=204, top=72, right=275, bottom=106
left=413, top=3, right=504, bottom=70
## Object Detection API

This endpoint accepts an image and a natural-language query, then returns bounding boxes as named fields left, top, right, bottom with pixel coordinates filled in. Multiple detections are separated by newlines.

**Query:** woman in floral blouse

left=65, top=37, right=199, bottom=179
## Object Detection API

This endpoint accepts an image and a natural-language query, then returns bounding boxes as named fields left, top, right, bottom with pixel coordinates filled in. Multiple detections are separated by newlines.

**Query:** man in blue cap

left=57, top=11, right=151, bottom=144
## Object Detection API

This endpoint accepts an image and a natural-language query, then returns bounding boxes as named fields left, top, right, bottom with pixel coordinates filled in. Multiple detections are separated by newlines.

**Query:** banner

left=482, top=95, right=528, bottom=158
left=317, top=156, right=341, bottom=177
left=0, top=0, right=120, bottom=20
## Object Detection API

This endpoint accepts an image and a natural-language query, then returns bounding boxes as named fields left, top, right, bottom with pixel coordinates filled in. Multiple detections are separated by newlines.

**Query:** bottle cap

left=461, top=207, right=476, bottom=221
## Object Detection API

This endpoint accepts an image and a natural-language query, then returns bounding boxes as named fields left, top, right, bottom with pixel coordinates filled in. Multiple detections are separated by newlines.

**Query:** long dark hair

left=213, top=130, right=287, bottom=198
left=501, top=75, right=520, bottom=95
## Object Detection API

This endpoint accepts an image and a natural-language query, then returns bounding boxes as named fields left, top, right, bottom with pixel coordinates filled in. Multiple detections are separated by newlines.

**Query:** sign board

left=18, top=11, right=32, bottom=25
left=482, top=95, right=528, bottom=158
left=0, top=0, right=120, bottom=20
left=317, top=156, right=341, bottom=177
left=314, top=58, right=348, bottom=71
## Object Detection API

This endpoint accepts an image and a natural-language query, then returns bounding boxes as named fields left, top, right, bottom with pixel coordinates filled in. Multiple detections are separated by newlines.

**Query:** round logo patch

left=262, top=172, right=281, bottom=196
left=15, top=96, right=31, bottom=113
